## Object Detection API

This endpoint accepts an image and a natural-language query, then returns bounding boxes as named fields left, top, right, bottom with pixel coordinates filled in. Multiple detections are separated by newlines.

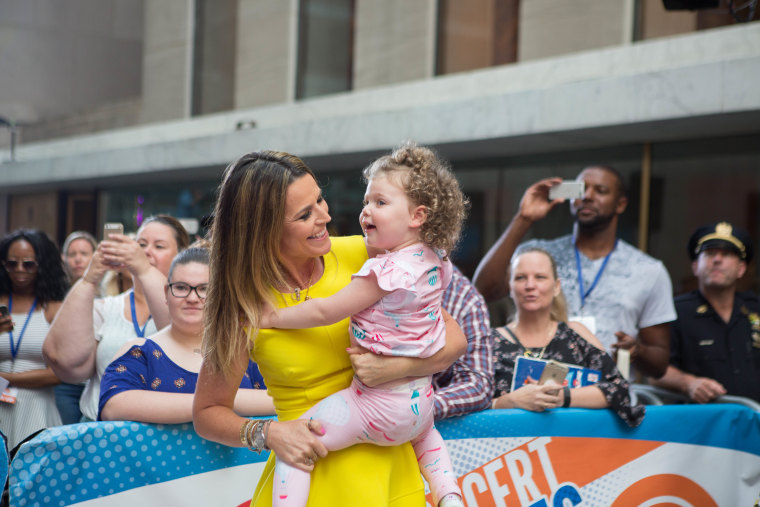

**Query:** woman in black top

left=491, top=247, right=644, bottom=427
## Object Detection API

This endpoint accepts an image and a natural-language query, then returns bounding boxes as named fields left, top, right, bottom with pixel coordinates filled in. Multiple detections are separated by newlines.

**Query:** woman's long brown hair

left=203, top=151, right=315, bottom=376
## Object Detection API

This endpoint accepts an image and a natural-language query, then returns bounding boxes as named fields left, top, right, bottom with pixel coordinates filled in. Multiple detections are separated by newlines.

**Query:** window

left=296, top=0, right=354, bottom=99
left=436, top=0, right=518, bottom=75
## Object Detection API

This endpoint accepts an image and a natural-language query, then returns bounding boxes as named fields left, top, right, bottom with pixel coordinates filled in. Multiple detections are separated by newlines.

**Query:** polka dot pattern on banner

left=1, top=437, right=7, bottom=492
left=8, top=420, right=269, bottom=507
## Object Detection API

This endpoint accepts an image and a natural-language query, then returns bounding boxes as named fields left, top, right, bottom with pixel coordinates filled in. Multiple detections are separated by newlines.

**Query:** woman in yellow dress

left=193, top=151, right=466, bottom=506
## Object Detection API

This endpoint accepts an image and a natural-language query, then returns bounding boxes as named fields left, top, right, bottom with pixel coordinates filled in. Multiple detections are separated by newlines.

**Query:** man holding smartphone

left=652, top=222, right=760, bottom=403
left=473, top=165, right=675, bottom=379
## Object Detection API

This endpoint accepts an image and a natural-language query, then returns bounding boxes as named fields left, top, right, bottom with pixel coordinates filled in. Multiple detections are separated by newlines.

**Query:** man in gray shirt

left=474, top=165, right=674, bottom=378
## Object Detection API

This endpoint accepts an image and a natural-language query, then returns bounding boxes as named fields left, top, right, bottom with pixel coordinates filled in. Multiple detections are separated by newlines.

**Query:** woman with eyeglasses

left=44, top=215, right=190, bottom=422
left=98, top=247, right=273, bottom=423
left=0, top=229, right=68, bottom=448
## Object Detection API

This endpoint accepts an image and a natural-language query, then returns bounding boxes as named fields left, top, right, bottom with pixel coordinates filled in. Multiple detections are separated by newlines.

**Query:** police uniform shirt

left=670, top=290, right=760, bottom=402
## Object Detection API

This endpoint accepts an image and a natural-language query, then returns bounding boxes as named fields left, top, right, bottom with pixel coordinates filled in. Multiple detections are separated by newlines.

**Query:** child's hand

left=260, top=302, right=277, bottom=329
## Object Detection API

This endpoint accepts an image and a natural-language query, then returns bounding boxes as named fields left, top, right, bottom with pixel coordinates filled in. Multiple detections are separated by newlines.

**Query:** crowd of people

left=0, top=143, right=757, bottom=506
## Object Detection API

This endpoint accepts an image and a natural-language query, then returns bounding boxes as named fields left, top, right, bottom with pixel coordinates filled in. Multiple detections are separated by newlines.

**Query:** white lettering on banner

left=460, top=437, right=568, bottom=505
left=462, top=472, right=489, bottom=506
left=483, top=459, right=511, bottom=507
left=505, top=450, right=541, bottom=505
left=528, top=437, right=559, bottom=492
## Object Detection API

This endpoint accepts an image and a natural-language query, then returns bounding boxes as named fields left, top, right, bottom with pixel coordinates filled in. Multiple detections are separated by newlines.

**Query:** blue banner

left=8, top=405, right=760, bottom=506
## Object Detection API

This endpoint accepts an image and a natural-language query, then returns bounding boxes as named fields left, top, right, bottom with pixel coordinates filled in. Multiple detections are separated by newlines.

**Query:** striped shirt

left=0, top=308, right=62, bottom=448
left=434, top=266, right=494, bottom=420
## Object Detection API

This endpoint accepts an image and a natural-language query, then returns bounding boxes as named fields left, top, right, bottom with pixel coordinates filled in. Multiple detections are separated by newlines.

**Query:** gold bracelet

left=240, top=419, right=255, bottom=447
left=239, top=421, right=244, bottom=445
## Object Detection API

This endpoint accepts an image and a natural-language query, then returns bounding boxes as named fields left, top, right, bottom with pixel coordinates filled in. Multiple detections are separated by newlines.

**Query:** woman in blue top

left=99, top=247, right=273, bottom=423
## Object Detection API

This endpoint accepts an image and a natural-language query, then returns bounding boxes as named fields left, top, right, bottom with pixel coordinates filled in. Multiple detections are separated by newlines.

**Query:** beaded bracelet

left=239, top=418, right=274, bottom=453
left=239, top=419, right=255, bottom=447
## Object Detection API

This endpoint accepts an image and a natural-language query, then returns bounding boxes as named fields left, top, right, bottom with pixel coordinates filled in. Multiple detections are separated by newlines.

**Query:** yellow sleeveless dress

left=250, top=236, right=425, bottom=506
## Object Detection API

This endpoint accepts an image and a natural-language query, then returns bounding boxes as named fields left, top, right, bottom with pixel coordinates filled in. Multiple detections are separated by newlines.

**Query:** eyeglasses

left=3, top=259, right=39, bottom=272
left=168, top=282, right=208, bottom=299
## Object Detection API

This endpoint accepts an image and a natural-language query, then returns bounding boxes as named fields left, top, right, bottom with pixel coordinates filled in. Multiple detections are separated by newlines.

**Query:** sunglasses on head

left=3, top=260, right=39, bottom=272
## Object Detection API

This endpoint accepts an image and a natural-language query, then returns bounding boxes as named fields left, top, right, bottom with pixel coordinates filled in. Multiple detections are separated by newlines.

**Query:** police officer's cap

left=688, top=222, right=752, bottom=262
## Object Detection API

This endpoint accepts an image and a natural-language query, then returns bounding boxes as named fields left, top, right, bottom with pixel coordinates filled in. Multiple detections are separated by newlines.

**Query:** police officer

left=653, top=222, right=760, bottom=403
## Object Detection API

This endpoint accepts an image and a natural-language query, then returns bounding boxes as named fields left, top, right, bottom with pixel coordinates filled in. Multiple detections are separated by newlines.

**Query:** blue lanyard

left=574, top=239, right=617, bottom=308
left=129, top=290, right=151, bottom=338
left=8, top=294, right=38, bottom=360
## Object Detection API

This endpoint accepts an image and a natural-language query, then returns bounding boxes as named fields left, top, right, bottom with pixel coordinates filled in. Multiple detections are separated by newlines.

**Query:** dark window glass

left=296, top=0, right=354, bottom=99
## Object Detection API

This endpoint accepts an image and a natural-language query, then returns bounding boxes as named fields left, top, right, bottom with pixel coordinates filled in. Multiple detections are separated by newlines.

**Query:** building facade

left=1, top=0, right=759, bottom=300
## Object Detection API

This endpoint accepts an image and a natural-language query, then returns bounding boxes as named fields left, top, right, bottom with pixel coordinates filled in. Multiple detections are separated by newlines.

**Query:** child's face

left=360, top=173, right=424, bottom=252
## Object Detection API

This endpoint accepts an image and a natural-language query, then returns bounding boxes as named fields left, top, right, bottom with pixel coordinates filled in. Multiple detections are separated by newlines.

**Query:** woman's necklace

left=523, top=343, right=548, bottom=359
left=290, top=259, right=317, bottom=302
left=509, top=322, right=555, bottom=359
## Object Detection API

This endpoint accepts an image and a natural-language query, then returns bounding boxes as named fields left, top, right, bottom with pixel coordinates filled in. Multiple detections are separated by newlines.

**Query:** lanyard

left=129, top=290, right=151, bottom=338
left=574, top=239, right=617, bottom=308
left=8, top=294, right=38, bottom=360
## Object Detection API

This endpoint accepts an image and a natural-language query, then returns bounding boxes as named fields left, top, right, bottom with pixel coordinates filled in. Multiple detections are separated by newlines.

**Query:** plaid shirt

left=433, top=266, right=494, bottom=420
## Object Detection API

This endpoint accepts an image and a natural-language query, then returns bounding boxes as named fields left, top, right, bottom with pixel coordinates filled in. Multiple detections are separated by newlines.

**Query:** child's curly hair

left=363, top=141, right=469, bottom=258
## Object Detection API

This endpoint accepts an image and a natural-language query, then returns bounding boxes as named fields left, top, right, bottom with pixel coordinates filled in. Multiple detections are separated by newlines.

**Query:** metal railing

left=630, top=384, right=760, bottom=411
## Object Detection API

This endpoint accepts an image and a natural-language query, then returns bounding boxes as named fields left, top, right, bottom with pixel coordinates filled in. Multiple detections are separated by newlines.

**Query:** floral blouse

left=492, top=321, right=645, bottom=427
left=98, top=339, right=265, bottom=420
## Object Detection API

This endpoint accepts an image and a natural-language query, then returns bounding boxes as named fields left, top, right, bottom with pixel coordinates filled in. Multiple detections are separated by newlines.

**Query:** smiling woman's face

left=510, top=251, right=560, bottom=314
left=137, top=222, right=180, bottom=277
left=279, top=175, right=332, bottom=264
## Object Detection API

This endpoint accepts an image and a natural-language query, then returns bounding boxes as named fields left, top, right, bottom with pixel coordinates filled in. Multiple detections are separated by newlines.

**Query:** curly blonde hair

left=363, top=142, right=468, bottom=259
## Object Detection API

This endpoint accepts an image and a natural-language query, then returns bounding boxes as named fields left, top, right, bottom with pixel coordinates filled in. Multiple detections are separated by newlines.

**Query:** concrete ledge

left=2, top=24, right=760, bottom=190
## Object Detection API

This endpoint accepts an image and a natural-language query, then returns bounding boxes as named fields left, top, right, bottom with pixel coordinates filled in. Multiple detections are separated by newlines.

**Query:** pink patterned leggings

left=272, top=377, right=461, bottom=506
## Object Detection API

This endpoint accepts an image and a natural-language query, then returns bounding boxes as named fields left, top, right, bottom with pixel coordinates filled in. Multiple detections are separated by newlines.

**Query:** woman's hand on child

left=347, top=346, right=406, bottom=387
left=266, top=418, right=328, bottom=472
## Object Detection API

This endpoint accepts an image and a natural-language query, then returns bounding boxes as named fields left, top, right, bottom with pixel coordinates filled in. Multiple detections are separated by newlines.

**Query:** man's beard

left=573, top=209, right=616, bottom=231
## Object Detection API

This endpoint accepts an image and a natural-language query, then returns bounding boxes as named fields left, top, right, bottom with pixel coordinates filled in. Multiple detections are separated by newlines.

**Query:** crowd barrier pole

left=8, top=404, right=760, bottom=506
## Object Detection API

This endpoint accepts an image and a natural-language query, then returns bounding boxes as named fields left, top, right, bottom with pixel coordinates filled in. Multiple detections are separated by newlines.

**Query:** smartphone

left=538, top=360, right=569, bottom=386
left=103, top=222, right=124, bottom=241
left=616, top=348, right=631, bottom=380
left=0, top=305, right=8, bottom=318
left=549, top=181, right=585, bottom=200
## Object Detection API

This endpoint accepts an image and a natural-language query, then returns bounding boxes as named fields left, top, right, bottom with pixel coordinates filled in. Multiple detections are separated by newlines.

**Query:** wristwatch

left=251, top=421, right=267, bottom=453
